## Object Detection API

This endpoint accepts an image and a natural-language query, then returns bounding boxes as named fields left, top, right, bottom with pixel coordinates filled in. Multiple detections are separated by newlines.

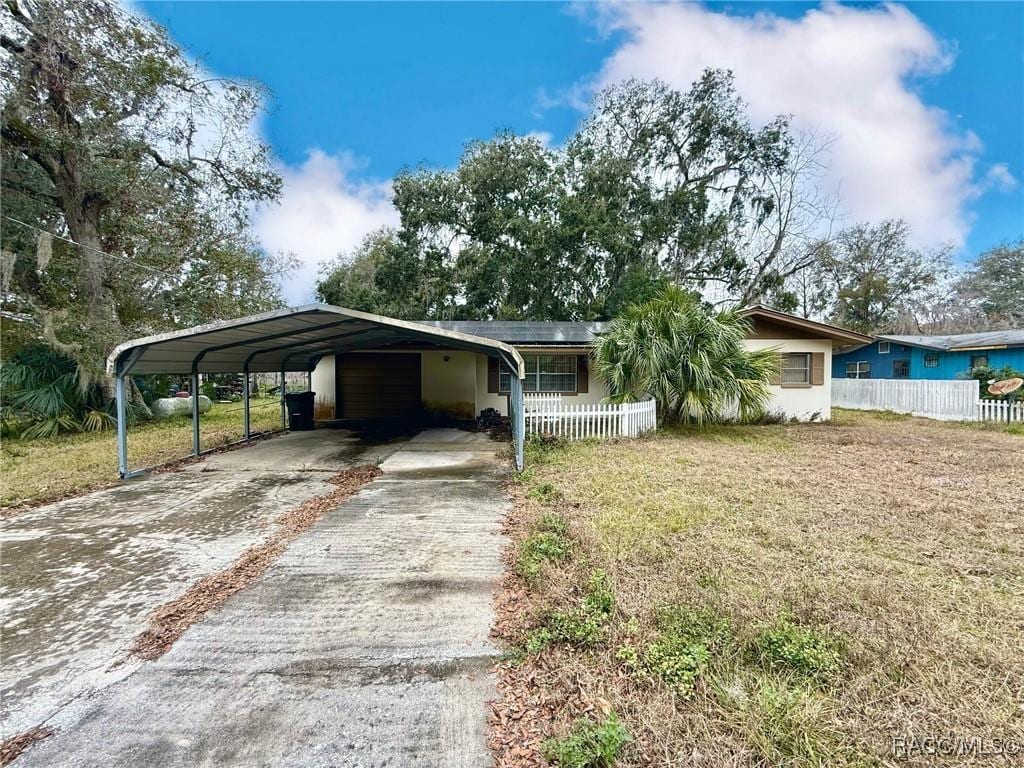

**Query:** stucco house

left=310, top=306, right=871, bottom=423
left=832, top=330, right=1024, bottom=380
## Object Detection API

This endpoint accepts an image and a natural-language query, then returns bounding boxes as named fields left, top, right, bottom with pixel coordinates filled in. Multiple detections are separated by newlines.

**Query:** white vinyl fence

left=832, top=378, right=1021, bottom=423
left=524, top=393, right=657, bottom=439
left=977, top=399, right=1024, bottom=424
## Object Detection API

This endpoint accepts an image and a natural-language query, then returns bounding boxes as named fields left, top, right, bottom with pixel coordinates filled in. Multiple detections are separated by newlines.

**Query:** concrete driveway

left=2, top=427, right=509, bottom=766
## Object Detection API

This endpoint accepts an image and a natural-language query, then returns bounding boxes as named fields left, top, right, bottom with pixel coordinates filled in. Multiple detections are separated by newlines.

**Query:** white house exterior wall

left=311, top=354, right=336, bottom=419
left=743, top=338, right=833, bottom=421
left=312, top=339, right=833, bottom=422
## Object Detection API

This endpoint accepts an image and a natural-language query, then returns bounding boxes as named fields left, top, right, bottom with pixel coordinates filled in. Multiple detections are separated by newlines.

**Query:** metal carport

left=106, top=304, right=526, bottom=477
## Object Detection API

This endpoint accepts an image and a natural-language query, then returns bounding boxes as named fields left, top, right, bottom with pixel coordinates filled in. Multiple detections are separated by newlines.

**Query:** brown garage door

left=336, top=353, right=421, bottom=418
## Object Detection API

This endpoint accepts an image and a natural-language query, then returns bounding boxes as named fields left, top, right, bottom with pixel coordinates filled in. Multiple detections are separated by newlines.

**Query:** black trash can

left=285, top=391, right=316, bottom=431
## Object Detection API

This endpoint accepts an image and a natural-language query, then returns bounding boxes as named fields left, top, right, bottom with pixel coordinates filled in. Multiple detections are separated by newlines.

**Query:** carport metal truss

left=107, top=305, right=526, bottom=478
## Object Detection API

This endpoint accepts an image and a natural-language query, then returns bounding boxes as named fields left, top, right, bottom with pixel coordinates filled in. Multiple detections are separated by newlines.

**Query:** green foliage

left=518, top=532, right=571, bottom=581
left=816, top=221, right=948, bottom=334
left=957, top=240, right=1024, bottom=327
left=2, top=0, right=285, bottom=381
left=967, top=365, right=1023, bottom=400
left=516, top=513, right=572, bottom=581
left=591, top=286, right=777, bottom=425
left=616, top=606, right=731, bottom=696
left=542, top=713, right=631, bottom=768
left=0, top=345, right=106, bottom=437
left=316, top=72, right=800, bottom=321
left=527, top=482, right=562, bottom=504
left=754, top=618, right=841, bottom=680
left=546, top=571, right=616, bottom=647
left=524, top=627, right=556, bottom=655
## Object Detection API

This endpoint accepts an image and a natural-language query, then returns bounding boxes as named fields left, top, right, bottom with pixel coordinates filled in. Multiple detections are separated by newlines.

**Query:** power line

left=2, top=214, right=184, bottom=282
left=2, top=214, right=296, bottom=304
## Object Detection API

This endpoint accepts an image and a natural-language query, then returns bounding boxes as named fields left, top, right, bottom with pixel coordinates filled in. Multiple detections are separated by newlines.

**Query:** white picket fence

left=523, top=393, right=657, bottom=439
left=832, top=378, right=1022, bottom=423
left=977, top=399, right=1024, bottom=424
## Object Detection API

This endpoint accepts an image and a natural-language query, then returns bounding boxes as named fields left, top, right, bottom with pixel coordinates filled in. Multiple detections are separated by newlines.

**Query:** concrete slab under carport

left=0, top=427, right=405, bottom=738
left=10, top=427, right=510, bottom=767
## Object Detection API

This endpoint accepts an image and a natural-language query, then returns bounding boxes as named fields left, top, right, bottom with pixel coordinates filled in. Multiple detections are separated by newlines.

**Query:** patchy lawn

left=491, top=409, right=1023, bottom=768
left=1, top=398, right=282, bottom=509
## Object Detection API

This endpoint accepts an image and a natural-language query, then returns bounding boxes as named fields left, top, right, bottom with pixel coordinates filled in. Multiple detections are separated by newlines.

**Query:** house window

left=846, top=361, right=871, bottom=379
left=781, top=353, right=811, bottom=385
left=878, top=341, right=890, bottom=354
left=924, top=353, right=939, bottom=368
left=893, top=360, right=910, bottom=378
left=500, top=354, right=577, bottom=393
left=970, top=354, right=989, bottom=369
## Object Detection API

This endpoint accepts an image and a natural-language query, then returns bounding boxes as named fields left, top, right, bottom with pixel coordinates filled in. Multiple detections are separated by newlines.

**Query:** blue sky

left=138, top=1, right=1023, bottom=302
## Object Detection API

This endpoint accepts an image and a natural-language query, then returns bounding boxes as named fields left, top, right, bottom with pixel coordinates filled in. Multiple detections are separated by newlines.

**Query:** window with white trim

left=846, top=361, right=871, bottom=379
left=878, top=341, right=890, bottom=354
left=781, top=353, right=811, bottom=385
left=500, top=354, right=578, bottom=393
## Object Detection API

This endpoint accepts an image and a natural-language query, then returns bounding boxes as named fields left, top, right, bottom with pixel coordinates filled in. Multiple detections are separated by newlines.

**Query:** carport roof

left=107, top=304, right=525, bottom=376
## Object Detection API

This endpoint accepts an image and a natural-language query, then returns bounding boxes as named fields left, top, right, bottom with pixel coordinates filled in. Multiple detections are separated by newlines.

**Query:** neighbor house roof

left=878, top=330, right=1024, bottom=352
left=419, top=320, right=610, bottom=345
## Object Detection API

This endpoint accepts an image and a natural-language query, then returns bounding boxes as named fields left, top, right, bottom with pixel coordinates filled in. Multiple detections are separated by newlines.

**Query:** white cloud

left=526, top=130, right=555, bottom=148
left=983, top=163, right=1018, bottom=192
left=582, top=2, right=993, bottom=248
left=253, top=150, right=398, bottom=305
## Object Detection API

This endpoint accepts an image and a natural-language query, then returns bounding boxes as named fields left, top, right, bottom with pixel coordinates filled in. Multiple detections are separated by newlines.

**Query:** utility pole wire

left=1, top=215, right=295, bottom=306
left=3, top=214, right=184, bottom=281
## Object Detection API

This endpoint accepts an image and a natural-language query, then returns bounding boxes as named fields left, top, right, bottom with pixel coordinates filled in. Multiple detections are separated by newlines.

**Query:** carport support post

left=191, top=371, right=200, bottom=456
left=280, top=369, right=287, bottom=430
left=242, top=368, right=251, bottom=440
left=115, top=371, right=128, bottom=478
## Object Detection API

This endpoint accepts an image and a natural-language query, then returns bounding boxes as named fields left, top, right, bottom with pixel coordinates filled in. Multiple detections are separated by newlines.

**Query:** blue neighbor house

left=832, top=330, right=1024, bottom=380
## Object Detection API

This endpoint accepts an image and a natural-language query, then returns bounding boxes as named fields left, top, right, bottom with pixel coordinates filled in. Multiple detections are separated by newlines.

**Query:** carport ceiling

left=107, top=304, right=525, bottom=376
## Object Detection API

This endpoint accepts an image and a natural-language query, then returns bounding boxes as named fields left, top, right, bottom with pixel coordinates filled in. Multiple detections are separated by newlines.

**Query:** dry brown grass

left=492, top=409, right=1024, bottom=767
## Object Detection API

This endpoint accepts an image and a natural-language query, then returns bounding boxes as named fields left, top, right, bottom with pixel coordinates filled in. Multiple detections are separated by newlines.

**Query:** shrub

left=591, top=286, right=777, bottom=426
left=542, top=712, right=631, bottom=768
left=753, top=618, right=841, bottom=680
left=0, top=344, right=114, bottom=437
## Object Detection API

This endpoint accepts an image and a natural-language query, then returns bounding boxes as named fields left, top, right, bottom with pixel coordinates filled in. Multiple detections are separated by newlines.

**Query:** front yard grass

left=492, top=408, right=1023, bottom=767
left=1, top=398, right=282, bottom=509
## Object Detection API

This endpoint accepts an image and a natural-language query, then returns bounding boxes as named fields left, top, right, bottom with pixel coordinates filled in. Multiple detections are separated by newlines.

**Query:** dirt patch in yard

left=130, top=464, right=382, bottom=660
left=490, top=410, right=1024, bottom=767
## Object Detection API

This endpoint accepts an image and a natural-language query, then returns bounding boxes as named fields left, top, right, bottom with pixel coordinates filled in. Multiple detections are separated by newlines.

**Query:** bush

left=0, top=344, right=113, bottom=438
left=753, top=618, right=841, bottom=680
left=542, top=712, right=631, bottom=768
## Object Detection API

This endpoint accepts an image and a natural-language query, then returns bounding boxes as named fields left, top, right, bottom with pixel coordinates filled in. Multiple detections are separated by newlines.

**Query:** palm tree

left=592, top=287, right=778, bottom=426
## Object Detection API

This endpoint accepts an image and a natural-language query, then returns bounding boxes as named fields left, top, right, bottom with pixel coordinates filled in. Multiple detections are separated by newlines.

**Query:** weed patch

left=753, top=617, right=842, bottom=681
left=516, top=512, right=572, bottom=581
left=544, top=570, right=615, bottom=647
left=542, top=712, right=631, bottom=768
left=616, top=606, right=732, bottom=696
